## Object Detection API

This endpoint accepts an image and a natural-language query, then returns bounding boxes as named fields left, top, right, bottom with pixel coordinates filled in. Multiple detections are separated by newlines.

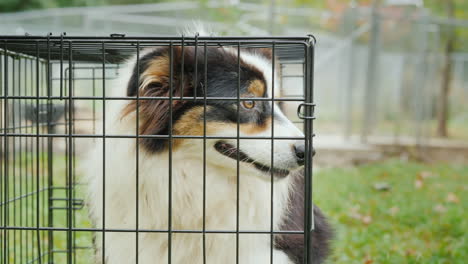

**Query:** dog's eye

left=242, top=100, right=255, bottom=109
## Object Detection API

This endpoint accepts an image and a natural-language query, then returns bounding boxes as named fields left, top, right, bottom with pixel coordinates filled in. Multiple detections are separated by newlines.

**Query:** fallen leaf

left=373, top=182, right=391, bottom=191
left=414, top=179, right=423, bottom=189
left=419, top=171, right=436, bottom=179
left=348, top=206, right=362, bottom=220
left=362, top=215, right=372, bottom=225
left=446, top=193, right=460, bottom=204
left=389, top=206, right=399, bottom=216
left=349, top=211, right=362, bottom=220
left=363, top=255, right=373, bottom=264
left=348, top=206, right=373, bottom=225
left=433, top=204, right=447, bottom=213
left=405, top=248, right=418, bottom=256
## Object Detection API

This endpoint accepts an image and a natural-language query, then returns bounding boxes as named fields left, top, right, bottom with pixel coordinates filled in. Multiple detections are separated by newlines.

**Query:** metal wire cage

left=0, top=34, right=316, bottom=264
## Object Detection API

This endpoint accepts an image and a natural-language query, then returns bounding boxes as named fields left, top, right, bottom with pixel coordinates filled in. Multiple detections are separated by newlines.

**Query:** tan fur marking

left=121, top=50, right=189, bottom=147
left=173, top=107, right=208, bottom=136
left=140, top=56, right=170, bottom=88
left=173, top=107, right=272, bottom=137
left=248, top=79, right=265, bottom=97
left=121, top=53, right=171, bottom=120
left=172, top=107, right=272, bottom=148
left=172, top=106, right=223, bottom=148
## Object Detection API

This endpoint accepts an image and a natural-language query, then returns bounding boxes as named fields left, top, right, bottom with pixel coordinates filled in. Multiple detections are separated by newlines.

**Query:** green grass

left=2, top=151, right=93, bottom=263
left=4, top=154, right=467, bottom=263
left=315, top=159, right=468, bottom=264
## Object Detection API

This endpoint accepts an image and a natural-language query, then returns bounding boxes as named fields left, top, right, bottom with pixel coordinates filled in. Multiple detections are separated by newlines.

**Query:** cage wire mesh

left=0, top=34, right=315, bottom=264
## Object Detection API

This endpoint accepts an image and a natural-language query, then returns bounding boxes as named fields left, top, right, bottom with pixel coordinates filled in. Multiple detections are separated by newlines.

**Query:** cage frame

left=0, top=33, right=316, bottom=264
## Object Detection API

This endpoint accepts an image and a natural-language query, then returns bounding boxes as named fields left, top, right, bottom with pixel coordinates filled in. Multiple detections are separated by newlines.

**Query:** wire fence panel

left=1, top=2, right=467, bottom=146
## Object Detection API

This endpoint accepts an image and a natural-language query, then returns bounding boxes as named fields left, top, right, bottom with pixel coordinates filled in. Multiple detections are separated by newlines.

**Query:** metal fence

left=1, top=1, right=467, bottom=147
left=313, top=4, right=468, bottom=145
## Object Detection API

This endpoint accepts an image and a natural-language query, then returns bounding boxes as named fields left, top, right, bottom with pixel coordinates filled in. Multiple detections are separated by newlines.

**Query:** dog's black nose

left=294, top=143, right=305, bottom=166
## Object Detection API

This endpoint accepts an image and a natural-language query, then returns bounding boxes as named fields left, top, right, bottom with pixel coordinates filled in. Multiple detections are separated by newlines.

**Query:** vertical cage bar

left=193, top=34, right=199, bottom=99
left=11, top=55, right=16, bottom=264
left=202, top=41, right=207, bottom=264
left=41, top=60, right=46, bottom=262
left=270, top=42, right=276, bottom=264
left=72, top=61, right=77, bottom=264
left=67, top=40, right=73, bottom=264
left=235, top=42, right=241, bottom=264
left=2, top=41, right=9, bottom=264
left=60, top=36, right=64, bottom=100
left=168, top=40, right=174, bottom=264
left=101, top=41, right=106, bottom=264
left=180, top=36, right=185, bottom=99
left=18, top=57, right=24, bottom=264
left=47, top=35, right=51, bottom=99
left=0, top=48, right=3, bottom=264
left=35, top=40, right=43, bottom=264
left=135, top=41, right=140, bottom=264
left=47, top=38, right=55, bottom=264
left=29, top=56, right=33, bottom=263
left=92, top=69, right=96, bottom=134
left=303, top=38, right=315, bottom=264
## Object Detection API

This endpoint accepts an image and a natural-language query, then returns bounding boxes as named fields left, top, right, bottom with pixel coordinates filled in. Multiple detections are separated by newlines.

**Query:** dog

left=84, top=32, right=332, bottom=264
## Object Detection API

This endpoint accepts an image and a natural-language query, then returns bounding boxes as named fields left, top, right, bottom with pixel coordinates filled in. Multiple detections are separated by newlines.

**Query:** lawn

left=315, top=159, right=468, bottom=264
left=3, top=155, right=467, bottom=263
left=2, top=151, right=94, bottom=263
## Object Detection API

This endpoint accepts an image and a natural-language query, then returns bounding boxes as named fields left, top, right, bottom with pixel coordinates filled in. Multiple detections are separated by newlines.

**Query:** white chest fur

left=85, top=130, right=294, bottom=264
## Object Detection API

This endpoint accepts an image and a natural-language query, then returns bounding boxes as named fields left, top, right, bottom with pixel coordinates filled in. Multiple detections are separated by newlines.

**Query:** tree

left=425, top=0, right=468, bottom=137
left=436, top=0, right=455, bottom=137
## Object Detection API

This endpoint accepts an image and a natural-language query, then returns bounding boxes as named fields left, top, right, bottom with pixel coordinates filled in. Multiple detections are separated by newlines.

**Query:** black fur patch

left=275, top=169, right=334, bottom=264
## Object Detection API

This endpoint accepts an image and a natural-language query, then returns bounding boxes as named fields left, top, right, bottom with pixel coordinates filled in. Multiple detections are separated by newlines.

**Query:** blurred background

left=1, top=0, right=468, bottom=164
left=1, top=0, right=467, bottom=263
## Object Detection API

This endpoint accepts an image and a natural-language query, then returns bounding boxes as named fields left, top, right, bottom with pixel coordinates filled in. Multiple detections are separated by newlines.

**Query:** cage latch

left=297, top=103, right=316, bottom=120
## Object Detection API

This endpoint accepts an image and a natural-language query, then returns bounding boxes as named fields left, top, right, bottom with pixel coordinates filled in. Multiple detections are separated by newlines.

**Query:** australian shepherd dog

left=84, top=32, right=332, bottom=264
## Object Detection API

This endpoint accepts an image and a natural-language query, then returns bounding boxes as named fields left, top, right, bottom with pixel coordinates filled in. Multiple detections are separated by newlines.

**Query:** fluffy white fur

left=84, top=41, right=303, bottom=264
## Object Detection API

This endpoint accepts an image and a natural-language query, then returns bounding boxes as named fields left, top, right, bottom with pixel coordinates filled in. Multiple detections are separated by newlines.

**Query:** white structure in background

left=1, top=1, right=467, bottom=147
left=385, top=0, right=423, bottom=7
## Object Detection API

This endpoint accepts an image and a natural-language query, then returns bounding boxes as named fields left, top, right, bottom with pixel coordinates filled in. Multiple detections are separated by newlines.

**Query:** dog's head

left=122, top=45, right=304, bottom=179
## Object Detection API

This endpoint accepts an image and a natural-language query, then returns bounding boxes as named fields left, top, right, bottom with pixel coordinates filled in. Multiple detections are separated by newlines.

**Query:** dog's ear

left=256, top=48, right=273, bottom=61
left=123, top=46, right=204, bottom=153
left=243, top=47, right=273, bottom=61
